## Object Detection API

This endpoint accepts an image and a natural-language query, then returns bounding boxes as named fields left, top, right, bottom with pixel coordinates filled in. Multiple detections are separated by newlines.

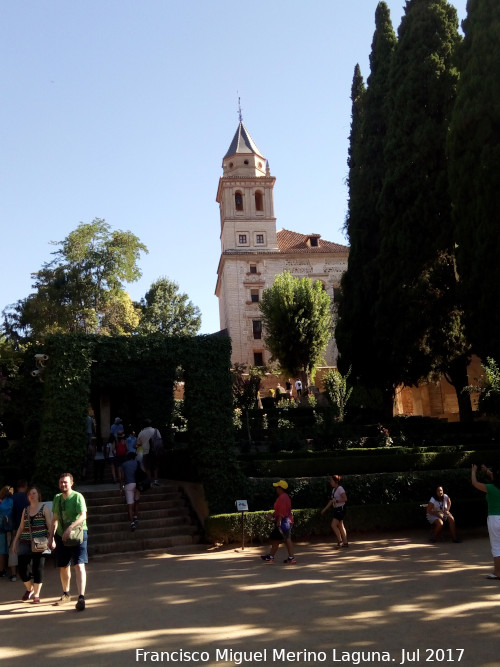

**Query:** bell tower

left=215, top=120, right=278, bottom=364
left=216, top=122, right=278, bottom=254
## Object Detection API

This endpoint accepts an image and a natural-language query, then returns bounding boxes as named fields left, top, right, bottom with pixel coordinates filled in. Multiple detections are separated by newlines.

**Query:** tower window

left=252, top=320, right=262, bottom=339
left=256, top=234, right=264, bottom=245
left=255, top=191, right=263, bottom=211
left=235, top=192, right=243, bottom=211
left=310, top=237, right=318, bottom=247
left=238, top=234, right=248, bottom=245
left=249, top=264, right=257, bottom=274
left=251, top=289, right=259, bottom=303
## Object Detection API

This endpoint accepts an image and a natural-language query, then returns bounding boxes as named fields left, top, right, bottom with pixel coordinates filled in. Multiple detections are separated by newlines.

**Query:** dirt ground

left=1, top=528, right=499, bottom=667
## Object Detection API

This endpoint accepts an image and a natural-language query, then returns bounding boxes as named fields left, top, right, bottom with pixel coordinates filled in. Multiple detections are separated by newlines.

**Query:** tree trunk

left=445, top=355, right=473, bottom=423
left=382, top=386, right=395, bottom=422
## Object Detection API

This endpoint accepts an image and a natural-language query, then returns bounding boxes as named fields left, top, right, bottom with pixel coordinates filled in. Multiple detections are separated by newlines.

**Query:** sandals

left=486, top=573, right=500, bottom=580
left=336, top=541, right=349, bottom=548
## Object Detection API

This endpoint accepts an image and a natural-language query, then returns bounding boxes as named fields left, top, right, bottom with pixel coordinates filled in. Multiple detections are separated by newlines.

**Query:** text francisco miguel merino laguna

left=135, top=648, right=465, bottom=663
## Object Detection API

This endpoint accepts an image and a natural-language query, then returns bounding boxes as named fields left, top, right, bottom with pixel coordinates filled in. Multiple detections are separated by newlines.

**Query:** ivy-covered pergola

left=34, top=333, right=245, bottom=513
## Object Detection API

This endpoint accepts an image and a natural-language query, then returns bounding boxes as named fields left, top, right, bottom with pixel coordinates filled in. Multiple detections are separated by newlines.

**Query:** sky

left=0, top=0, right=468, bottom=335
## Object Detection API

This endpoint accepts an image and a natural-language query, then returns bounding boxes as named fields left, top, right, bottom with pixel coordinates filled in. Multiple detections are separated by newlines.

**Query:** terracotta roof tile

left=277, top=228, right=348, bottom=253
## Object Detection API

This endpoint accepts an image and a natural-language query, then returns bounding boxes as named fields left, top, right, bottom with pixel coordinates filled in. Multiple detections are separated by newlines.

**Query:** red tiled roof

left=277, top=228, right=348, bottom=253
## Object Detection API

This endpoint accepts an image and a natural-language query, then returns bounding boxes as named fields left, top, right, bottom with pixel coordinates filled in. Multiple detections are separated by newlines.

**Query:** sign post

left=235, top=500, right=248, bottom=550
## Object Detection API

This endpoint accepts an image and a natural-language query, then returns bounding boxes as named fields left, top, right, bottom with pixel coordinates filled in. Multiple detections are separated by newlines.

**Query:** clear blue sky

left=0, top=0, right=467, bottom=335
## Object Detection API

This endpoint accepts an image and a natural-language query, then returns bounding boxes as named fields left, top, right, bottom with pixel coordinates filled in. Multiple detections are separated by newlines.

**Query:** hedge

left=246, top=469, right=482, bottom=511
left=238, top=449, right=500, bottom=477
left=205, top=498, right=487, bottom=545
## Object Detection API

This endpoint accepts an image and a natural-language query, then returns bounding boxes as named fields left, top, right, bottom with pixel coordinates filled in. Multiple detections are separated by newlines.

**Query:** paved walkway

left=1, top=529, right=499, bottom=667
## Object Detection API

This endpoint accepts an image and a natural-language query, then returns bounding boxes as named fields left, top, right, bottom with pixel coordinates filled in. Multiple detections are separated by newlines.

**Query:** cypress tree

left=375, top=0, right=472, bottom=420
left=448, top=0, right=500, bottom=362
left=337, top=3, right=396, bottom=414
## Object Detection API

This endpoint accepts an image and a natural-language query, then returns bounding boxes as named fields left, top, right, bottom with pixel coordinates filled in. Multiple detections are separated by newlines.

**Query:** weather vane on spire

left=237, top=94, right=243, bottom=123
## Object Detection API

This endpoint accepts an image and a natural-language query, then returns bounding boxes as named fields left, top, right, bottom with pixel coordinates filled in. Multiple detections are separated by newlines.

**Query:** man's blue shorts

left=54, top=530, right=88, bottom=567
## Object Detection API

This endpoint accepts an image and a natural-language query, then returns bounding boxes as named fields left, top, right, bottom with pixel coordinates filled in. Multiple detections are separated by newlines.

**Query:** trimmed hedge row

left=205, top=498, right=487, bottom=544
left=246, top=469, right=480, bottom=511
left=238, top=449, right=499, bottom=477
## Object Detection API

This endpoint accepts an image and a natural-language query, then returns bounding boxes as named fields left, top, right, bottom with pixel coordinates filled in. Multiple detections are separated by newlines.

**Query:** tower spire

left=237, top=94, right=243, bottom=123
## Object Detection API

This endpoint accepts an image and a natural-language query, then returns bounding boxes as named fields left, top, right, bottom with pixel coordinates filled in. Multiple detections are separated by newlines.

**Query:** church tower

left=215, top=121, right=279, bottom=366
left=215, top=119, right=349, bottom=369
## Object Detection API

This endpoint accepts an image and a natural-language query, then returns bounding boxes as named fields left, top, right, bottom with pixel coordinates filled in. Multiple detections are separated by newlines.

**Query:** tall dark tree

left=375, top=0, right=472, bottom=420
left=448, top=0, right=500, bottom=361
left=337, top=2, right=396, bottom=413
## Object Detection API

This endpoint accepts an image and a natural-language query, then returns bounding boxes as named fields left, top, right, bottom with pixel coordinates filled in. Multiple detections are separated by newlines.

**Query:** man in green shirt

left=48, top=472, right=88, bottom=611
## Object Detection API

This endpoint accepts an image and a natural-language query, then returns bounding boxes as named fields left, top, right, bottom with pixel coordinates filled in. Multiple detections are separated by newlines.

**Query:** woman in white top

left=426, top=485, right=460, bottom=543
left=321, top=475, right=348, bottom=548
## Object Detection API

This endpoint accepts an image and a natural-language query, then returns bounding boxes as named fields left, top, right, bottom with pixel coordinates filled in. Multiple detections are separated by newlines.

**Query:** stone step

left=92, top=524, right=198, bottom=540
left=89, top=533, right=199, bottom=556
left=84, top=489, right=182, bottom=506
left=80, top=479, right=202, bottom=557
left=90, top=515, right=193, bottom=533
left=87, top=500, right=187, bottom=516
left=88, top=507, right=191, bottom=524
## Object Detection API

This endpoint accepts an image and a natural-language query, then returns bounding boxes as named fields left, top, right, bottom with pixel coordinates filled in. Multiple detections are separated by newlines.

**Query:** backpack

left=149, top=428, right=164, bottom=453
left=115, top=438, right=127, bottom=457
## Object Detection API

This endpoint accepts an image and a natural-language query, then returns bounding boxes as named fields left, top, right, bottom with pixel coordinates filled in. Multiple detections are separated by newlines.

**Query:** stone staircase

left=81, top=483, right=202, bottom=557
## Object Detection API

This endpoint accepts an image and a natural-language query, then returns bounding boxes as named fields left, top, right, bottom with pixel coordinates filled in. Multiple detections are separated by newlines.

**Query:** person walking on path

left=48, top=473, right=88, bottom=611
left=0, top=485, right=14, bottom=578
left=426, top=485, right=460, bottom=543
left=8, top=479, right=29, bottom=582
left=120, top=452, right=141, bottom=531
left=294, top=378, right=302, bottom=397
left=136, top=419, right=161, bottom=486
left=114, top=429, right=128, bottom=485
left=260, top=480, right=295, bottom=565
left=11, top=485, right=52, bottom=604
left=321, top=474, right=348, bottom=548
left=471, top=464, right=500, bottom=579
left=105, top=434, right=118, bottom=483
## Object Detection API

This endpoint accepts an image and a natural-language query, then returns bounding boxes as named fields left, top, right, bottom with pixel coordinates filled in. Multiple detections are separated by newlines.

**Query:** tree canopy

left=337, top=2, right=396, bottom=397
left=259, top=271, right=333, bottom=384
left=374, top=0, right=471, bottom=419
left=448, top=0, right=500, bottom=361
left=136, top=277, right=201, bottom=336
left=3, top=218, right=147, bottom=341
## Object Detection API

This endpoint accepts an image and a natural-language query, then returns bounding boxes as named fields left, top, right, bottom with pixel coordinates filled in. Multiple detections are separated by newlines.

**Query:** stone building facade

left=215, top=121, right=349, bottom=368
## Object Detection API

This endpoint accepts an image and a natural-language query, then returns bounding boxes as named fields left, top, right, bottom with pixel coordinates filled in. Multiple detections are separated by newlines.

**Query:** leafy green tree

left=0, top=335, right=21, bottom=416
left=3, top=219, right=147, bottom=341
left=232, top=363, right=263, bottom=446
left=136, top=277, right=201, bottom=336
left=259, top=271, right=333, bottom=386
left=448, top=0, right=500, bottom=361
left=476, top=358, right=500, bottom=418
left=375, top=0, right=472, bottom=420
left=337, top=2, right=396, bottom=409
left=323, top=367, right=353, bottom=422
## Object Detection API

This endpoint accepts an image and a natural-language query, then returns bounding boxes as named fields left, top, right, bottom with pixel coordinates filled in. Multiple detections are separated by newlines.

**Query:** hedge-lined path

left=1, top=529, right=499, bottom=667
